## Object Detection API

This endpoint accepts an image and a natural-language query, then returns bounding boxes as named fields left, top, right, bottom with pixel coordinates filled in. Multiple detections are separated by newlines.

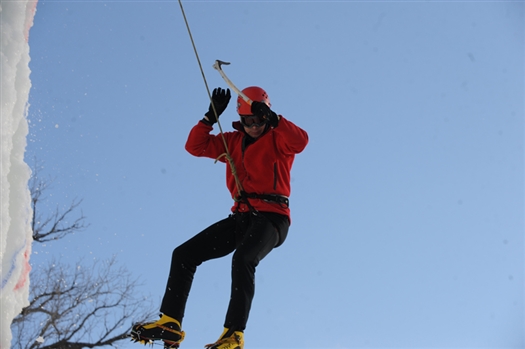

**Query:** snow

left=0, top=1, right=38, bottom=348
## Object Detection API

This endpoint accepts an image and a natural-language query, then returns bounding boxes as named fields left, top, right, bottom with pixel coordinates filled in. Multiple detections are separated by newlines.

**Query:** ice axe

left=213, top=60, right=252, bottom=106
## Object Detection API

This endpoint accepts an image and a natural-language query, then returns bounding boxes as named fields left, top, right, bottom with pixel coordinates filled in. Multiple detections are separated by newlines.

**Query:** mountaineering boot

left=130, top=314, right=185, bottom=348
left=205, top=328, right=244, bottom=349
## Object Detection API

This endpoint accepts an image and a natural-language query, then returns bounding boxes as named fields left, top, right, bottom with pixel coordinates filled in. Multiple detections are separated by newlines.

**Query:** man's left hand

left=251, top=101, right=280, bottom=127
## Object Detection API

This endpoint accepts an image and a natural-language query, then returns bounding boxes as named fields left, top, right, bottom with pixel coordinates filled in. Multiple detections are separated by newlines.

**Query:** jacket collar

left=232, top=120, right=244, bottom=132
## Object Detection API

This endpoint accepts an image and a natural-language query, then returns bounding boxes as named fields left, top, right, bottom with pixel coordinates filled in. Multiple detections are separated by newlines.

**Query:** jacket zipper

left=273, top=163, right=277, bottom=190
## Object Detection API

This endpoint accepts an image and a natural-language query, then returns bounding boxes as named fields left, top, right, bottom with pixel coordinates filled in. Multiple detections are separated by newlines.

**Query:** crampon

left=204, top=328, right=244, bottom=349
left=130, top=328, right=183, bottom=349
left=130, top=334, right=181, bottom=349
left=130, top=316, right=185, bottom=349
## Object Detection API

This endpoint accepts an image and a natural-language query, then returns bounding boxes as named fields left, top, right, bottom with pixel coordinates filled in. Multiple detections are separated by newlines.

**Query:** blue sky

left=26, top=1, right=523, bottom=348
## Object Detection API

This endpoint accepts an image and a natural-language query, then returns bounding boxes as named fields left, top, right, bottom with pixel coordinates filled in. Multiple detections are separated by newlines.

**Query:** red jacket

left=185, top=116, right=308, bottom=221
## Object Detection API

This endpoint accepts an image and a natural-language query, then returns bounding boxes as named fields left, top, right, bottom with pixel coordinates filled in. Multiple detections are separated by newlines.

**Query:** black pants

left=160, top=211, right=289, bottom=331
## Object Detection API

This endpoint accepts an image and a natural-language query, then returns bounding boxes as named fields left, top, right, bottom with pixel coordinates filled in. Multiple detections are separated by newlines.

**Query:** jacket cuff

left=200, top=118, right=213, bottom=126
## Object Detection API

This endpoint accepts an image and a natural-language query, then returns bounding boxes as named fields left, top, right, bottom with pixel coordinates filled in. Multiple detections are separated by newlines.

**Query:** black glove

left=251, top=101, right=279, bottom=127
left=204, top=88, right=231, bottom=125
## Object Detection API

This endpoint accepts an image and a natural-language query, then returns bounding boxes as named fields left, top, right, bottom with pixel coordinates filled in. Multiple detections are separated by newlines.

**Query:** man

left=131, top=86, right=308, bottom=349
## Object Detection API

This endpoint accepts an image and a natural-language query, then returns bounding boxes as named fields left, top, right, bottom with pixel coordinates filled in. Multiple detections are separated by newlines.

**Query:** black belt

left=236, top=192, right=289, bottom=208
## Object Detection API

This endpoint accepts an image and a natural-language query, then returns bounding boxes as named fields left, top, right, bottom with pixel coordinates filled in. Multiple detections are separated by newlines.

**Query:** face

left=240, top=114, right=266, bottom=138
left=243, top=124, right=266, bottom=139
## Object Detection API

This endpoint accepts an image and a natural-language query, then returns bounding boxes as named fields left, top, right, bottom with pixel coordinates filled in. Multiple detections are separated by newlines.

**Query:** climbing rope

left=177, top=0, right=244, bottom=198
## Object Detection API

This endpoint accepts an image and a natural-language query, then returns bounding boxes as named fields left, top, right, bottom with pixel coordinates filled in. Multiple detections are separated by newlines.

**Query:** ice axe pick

left=213, top=60, right=252, bottom=106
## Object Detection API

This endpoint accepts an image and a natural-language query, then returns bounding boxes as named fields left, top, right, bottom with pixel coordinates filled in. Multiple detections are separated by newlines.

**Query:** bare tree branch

left=12, top=162, right=157, bottom=349
left=13, top=256, right=157, bottom=349
left=29, top=160, right=89, bottom=243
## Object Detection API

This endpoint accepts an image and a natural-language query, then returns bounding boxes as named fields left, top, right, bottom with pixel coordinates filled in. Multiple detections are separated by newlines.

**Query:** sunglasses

left=240, top=115, right=266, bottom=127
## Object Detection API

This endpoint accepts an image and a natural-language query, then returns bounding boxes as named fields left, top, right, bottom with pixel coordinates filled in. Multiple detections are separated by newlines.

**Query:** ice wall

left=0, top=1, right=38, bottom=348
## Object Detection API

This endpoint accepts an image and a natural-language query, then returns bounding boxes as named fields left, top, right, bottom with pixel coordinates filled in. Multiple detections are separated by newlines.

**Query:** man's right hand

left=204, top=87, right=231, bottom=124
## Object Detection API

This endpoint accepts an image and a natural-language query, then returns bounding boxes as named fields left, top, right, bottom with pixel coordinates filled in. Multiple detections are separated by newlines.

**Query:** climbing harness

left=236, top=192, right=289, bottom=209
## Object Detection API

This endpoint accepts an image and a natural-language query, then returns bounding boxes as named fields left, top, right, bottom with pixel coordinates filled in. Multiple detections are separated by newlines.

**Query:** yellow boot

left=131, top=314, right=185, bottom=348
left=205, top=328, right=244, bottom=349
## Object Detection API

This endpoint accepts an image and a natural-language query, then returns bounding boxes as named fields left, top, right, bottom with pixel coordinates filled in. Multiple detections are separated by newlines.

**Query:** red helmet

left=237, top=86, right=271, bottom=115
